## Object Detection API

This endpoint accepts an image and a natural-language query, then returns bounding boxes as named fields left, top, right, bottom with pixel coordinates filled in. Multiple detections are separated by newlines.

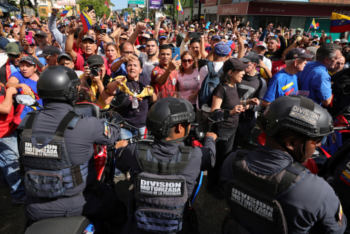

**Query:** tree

left=78, top=0, right=114, bottom=18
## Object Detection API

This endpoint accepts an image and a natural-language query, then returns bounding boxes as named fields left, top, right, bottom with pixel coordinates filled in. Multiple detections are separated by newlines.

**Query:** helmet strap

left=273, top=136, right=305, bottom=163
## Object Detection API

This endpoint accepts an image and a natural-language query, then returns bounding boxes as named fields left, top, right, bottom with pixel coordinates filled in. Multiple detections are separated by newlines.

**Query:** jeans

left=0, top=131, right=26, bottom=199
left=206, top=125, right=237, bottom=192
left=119, top=126, right=146, bottom=140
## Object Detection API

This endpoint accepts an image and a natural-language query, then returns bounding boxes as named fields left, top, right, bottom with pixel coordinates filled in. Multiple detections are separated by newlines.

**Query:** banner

left=149, top=0, right=163, bottom=9
left=76, top=4, right=81, bottom=15
left=128, top=0, right=145, bottom=4
left=57, top=0, right=76, bottom=6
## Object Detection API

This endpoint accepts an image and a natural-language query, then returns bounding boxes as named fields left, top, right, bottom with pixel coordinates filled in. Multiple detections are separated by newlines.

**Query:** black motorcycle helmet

left=37, top=66, right=81, bottom=105
left=259, top=95, right=333, bottom=138
left=146, top=97, right=195, bottom=141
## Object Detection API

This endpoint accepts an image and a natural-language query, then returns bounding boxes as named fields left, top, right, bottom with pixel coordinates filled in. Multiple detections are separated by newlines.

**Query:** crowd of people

left=1, top=7, right=350, bottom=234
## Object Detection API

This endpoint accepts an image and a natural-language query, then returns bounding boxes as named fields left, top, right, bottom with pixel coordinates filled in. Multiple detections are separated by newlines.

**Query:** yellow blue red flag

left=80, top=10, right=93, bottom=33
left=176, top=0, right=184, bottom=14
left=60, top=6, right=73, bottom=17
left=331, top=12, right=350, bottom=33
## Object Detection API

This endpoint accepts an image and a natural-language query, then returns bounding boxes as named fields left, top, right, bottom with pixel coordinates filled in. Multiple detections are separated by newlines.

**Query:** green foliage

left=40, top=16, right=45, bottom=20
left=78, top=0, right=113, bottom=18
left=8, top=0, right=18, bottom=7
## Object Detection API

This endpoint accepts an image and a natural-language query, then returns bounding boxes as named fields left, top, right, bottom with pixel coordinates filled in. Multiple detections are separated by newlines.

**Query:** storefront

left=217, top=1, right=350, bottom=37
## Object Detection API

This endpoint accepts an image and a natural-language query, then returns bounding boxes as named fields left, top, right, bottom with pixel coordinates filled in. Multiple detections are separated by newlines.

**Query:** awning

left=0, top=3, right=20, bottom=12
left=0, top=4, right=9, bottom=13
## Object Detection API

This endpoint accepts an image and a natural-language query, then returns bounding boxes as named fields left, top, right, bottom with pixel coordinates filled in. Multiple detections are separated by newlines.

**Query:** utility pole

left=146, top=0, right=149, bottom=20
left=197, top=0, right=201, bottom=22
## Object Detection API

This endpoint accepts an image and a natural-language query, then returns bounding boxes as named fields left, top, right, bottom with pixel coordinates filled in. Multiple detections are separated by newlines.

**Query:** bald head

left=121, top=42, right=134, bottom=57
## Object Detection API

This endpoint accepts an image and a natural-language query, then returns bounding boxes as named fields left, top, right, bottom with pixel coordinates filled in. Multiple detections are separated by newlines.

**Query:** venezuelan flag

left=282, top=82, right=295, bottom=96
left=80, top=10, right=93, bottom=33
left=176, top=0, right=184, bottom=14
left=331, top=12, right=350, bottom=33
left=310, top=18, right=319, bottom=29
left=60, top=6, right=73, bottom=17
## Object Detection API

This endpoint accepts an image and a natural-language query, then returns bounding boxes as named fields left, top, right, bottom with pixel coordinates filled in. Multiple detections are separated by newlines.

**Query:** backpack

left=198, top=62, right=224, bottom=109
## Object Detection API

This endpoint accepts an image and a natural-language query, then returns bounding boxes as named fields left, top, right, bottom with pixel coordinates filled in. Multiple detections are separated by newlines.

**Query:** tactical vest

left=134, top=143, right=192, bottom=233
left=223, top=150, right=306, bottom=234
left=20, top=111, right=89, bottom=198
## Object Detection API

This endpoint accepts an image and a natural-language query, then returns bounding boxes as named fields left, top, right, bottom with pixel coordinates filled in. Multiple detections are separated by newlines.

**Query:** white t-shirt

left=197, top=61, right=224, bottom=110
left=262, top=56, right=272, bottom=71
left=0, top=53, right=8, bottom=69
left=177, top=69, right=201, bottom=104
left=75, top=70, right=83, bottom=77
left=139, top=52, right=159, bottom=81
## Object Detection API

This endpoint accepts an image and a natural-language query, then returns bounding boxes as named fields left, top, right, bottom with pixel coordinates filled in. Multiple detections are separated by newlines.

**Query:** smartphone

left=171, top=47, right=180, bottom=61
left=100, top=29, right=106, bottom=34
left=25, top=31, right=33, bottom=44
left=275, top=29, right=281, bottom=34
left=26, top=22, right=30, bottom=25
left=189, top=32, right=201, bottom=39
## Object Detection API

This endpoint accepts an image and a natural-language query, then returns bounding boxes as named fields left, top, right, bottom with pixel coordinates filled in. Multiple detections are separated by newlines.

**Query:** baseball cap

left=38, top=45, right=61, bottom=57
left=57, top=53, right=73, bottom=62
left=240, top=51, right=260, bottom=64
left=10, top=16, right=15, bottom=20
left=212, top=35, right=221, bottom=41
left=190, top=24, right=195, bottom=28
left=141, top=34, right=150, bottom=39
left=19, top=56, right=37, bottom=66
left=209, top=29, right=215, bottom=33
left=159, top=32, right=167, bottom=39
left=0, top=37, right=10, bottom=51
left=214, top=42, right=230, bottom=57
left=296, top=28, right=302, bottom=32
left=341, top=39, right=348, bottom=44
left=3, top=23, right=10, bottom=27
left=94, top=25, right=102, bottom=31
left=87, top=55, right=104, bottom=66
left=6, top=42, right=21, bottom=55
left=334, top=39, right=341, bottom=42
left=82, top=35, right=95, bottom=42
left=35, top=30, right=47, bottom=37
left=243, top=40, right=249, bottom=45
left=223, top=58, right=249, bottom=73
left=226, top=40, right=236, bottom=51
left=256, top=41, right=267, bottom=49
left=285, top=48, right=313, bottom=61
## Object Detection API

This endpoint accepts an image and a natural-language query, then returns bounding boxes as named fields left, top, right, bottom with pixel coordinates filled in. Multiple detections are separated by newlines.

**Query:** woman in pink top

left=177, top=51, right=201, bottom=109
left=105, top=43, right=120, bottom=77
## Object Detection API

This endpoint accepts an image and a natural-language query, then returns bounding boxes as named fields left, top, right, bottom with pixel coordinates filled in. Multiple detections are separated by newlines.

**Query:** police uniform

left=21, top=101, right=126, bottom=225
left=220, top=145, right=346, bottom=234
left=326, top=151, right=350, bottom=234
left=221, top=94, right=347, bottom=234
left=116, top=137, right=216, bottom=234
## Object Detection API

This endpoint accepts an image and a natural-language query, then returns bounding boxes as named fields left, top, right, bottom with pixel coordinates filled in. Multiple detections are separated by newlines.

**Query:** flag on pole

left=176, top=0, right=184, bottom=14
left=310, top=18, right=319, bottom=29
left=80, top=9, right=93, bottom=33
left=331, top=12, right=350, bottom=33
left=104, top=1, right=109, bottom=8
left=60, top=6, right=73, bottom=17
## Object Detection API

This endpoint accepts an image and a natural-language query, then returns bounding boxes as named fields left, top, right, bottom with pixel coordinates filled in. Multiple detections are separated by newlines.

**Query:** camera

left=90, top=66, right=101, bottom=77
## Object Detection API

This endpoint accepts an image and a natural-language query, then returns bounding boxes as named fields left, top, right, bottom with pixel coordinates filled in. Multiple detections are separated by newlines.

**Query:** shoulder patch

left=103, top=121, right=111, bottom=139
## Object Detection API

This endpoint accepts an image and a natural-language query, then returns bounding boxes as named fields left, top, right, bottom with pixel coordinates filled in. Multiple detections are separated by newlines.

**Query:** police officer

left=21, top=66, right=127, bottom=232
left=115, top=97, right=217, bottom=234
left=220, top=95, right=347, bottom=234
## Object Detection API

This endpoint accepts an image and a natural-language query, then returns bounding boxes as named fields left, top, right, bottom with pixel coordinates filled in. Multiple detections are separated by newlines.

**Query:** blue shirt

left=111, top=57, right=127, bottom=78
left=10, top=64, right=20, bottom=75
left=38, top=57, right=47, bottom=66
left=11, top=71, right=43, bottom=120
left=263, top=69, right=298, bottom=103
left=298, top=61, right=332, bottom=105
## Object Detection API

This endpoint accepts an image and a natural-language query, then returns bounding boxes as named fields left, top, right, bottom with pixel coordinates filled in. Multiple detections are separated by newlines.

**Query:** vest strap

left=232, top=150, right=304, bottom=195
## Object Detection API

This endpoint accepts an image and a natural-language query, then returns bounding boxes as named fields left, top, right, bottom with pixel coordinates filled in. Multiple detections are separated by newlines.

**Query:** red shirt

left=0, top=83, right=17, bottom=138
left=272, top=60, right=286, bottom=76
left=151, top=65, right=177, bottom=95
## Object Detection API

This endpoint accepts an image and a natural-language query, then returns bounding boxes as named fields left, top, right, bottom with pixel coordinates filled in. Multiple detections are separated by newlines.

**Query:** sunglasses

left=8, top=54, right=20, bottom=58
left=123, top=51, right=134, bottom=54
left=182, top=59, right=193, bottom=63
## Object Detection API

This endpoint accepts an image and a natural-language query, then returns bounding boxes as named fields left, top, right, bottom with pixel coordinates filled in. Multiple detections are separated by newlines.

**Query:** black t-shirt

left=198, top=58, right=208, bottom=71
left=212, top=84, right=240, bottom=128
left=115, top=75, right=150, bottom=128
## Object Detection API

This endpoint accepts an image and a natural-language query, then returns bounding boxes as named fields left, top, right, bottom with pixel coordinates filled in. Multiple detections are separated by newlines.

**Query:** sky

left=111, top=0, right=128, bottom=10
